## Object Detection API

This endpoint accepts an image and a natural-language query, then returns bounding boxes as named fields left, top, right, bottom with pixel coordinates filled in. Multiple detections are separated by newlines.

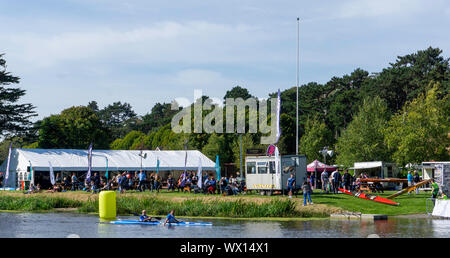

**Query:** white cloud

left=4, top=21, right=273, bottom=69
left=336, top=0, right=424, bottom=19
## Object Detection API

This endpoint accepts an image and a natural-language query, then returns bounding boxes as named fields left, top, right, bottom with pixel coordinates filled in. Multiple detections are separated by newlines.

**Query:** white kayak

left=110, top=219, right=212, bottom=226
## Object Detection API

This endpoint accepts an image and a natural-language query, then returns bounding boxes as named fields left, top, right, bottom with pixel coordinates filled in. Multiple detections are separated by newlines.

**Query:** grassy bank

left=0, top=192, right=328, bottom=218
left=0, top=190, right=432, bottom=218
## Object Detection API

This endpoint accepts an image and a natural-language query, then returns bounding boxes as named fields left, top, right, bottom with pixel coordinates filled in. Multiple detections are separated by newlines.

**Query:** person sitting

left=82, top=179, right=91, bottom=192
left=220, top=177, right=228, bottom=194
left=47, top=184, right=62, bottom=193
left=230, top=184, right=239, bottom=195
left=373, top=177, right=384, bottom=193
left=24, top=183, right=37, bottom=194
left=207, top=177, right=216, bottom=194
left=167, top=175, right=175, bottom=192
left=163, top=210, right=180, bottom=226
left=223, top=184, right=235, bottom=196
left=184, top=178, right=192, bottom=192
left=139, top=210, right=156, bottom=222
left=178, top=177, right=186, bottom=192
left=62, top=177, right=71, bottom=191
left=238, top=180, right=246, bottom=193
left=202, top=177, right=210, bottom=193
left=191, top=175, right=198, bottom=186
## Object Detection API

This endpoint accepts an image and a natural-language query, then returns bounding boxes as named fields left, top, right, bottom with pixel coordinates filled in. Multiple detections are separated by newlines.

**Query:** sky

left=1, top=0, right=449, bottom=120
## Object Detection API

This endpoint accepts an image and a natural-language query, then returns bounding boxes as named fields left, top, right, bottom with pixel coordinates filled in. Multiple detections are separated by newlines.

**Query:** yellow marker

left=99, top=191, right=116, bottom=219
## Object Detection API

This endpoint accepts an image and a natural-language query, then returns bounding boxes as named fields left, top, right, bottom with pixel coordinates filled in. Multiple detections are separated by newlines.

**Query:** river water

left=0, top=212, right=449, bottom=238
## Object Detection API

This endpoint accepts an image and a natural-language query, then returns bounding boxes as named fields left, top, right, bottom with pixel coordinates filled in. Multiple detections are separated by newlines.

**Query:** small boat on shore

left=338, top=188, right=399, bottom=206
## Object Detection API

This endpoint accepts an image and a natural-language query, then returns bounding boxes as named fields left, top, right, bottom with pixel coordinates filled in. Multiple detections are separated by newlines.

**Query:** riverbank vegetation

left=0, top=190, right=433, bottom=218
left=1, top=47, right=448, bottom=169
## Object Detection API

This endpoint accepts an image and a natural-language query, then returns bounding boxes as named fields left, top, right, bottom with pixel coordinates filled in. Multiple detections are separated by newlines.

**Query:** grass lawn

left=306, top=190, right=432, bottom=215
left=0, top=189, right=434, bottom=217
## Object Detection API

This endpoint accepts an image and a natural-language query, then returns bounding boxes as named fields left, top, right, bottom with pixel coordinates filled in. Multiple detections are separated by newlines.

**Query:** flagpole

left=4, top=143, right=12, bottom=189
left=239, top=134, right=243, bottom=177
left=296, top=17, right=300, bottom=155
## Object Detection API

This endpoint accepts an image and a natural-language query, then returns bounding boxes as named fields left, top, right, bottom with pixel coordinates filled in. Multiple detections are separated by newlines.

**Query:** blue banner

left=156, top=159, right=160, bottom=176
left=86, top=143, right=93, bottom=183
left=215, top=155, right=220, bottom=180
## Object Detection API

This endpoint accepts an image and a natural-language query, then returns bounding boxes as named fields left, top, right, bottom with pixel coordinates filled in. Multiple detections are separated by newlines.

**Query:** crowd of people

left=24, top=171, right=247, bottom=196
left=305, top=169, right=381, bottom=194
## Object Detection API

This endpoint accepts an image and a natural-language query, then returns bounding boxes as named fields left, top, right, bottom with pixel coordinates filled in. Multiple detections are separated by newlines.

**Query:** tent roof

left=307, top=160, right=337, bottom=172
left=353, top=161, right=395, bottom=170
left=2, top=148, right=216, bottom=172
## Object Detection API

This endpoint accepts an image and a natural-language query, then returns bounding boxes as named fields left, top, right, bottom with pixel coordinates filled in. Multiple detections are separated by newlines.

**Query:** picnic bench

left=359, top=178, right=408, bottom=193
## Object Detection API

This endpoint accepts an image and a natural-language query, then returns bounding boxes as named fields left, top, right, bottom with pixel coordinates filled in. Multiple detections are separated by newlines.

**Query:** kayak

left=110, top=220, right=160, bottom=225
left=110, top=220, right=213, bottom=226
left=386, top=179, right=432, bottom=199
left=338, top=188, right=399, bottom=206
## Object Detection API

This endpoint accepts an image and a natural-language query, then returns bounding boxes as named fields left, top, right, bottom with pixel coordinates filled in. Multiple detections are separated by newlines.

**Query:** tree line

left=1, top=47, right=449, bottom=170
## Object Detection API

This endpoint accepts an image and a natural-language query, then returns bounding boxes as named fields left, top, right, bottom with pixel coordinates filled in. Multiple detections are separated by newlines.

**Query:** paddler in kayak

left=139, top=210, right=157, bottom=222
left=163, top=209, right=181, bottom=226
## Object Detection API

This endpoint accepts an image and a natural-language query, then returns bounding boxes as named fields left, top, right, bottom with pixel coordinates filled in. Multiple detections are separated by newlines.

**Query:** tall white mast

left=296, top=17, right=300, bottom=155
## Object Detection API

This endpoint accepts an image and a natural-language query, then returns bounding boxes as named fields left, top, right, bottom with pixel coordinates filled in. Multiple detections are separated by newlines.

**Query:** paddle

left=132, top=212, right=162, bottom=221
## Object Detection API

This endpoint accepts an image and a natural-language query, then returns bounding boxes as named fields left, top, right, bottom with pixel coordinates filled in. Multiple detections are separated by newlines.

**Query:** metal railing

left=426, top=198, right=435, bottom=216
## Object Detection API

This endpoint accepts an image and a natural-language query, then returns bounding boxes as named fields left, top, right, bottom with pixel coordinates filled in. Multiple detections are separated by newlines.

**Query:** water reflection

left=0, top=212, right=449, bottom=238
left=241, top=222, right=283, bottom=238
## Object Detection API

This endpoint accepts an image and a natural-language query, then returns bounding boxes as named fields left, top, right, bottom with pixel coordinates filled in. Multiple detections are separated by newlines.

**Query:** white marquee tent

left=1, top=148, right=216, bottom=188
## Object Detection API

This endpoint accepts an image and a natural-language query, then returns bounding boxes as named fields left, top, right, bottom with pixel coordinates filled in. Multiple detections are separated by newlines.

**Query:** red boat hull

left=338, top=188, right=399, bottom=206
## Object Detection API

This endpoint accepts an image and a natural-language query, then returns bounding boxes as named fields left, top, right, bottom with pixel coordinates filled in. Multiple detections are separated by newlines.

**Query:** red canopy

left=307, top=160, right=337, bottom=172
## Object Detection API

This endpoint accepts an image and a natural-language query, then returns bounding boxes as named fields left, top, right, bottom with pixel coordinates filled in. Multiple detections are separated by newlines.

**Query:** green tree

left=38, top=106, right=110, bottom=149
left=231, top=134, right=263, bottom=173
left=299, top=116, right=333, bottom=163
left=0, top=54, right=36, bottom=137
left=361, top=47, right=450, bottom=113
left=223, top=85, right=255, bottom=101
left=384, top=82, right=450, bottom=165
left=335, top=97, right=391, bottom=167
left=202, top=133, right=226, bottom=161
left=97, top=101, right=137, bottom=139
left=138, top=102, right=179, bottom=134
left=110, top=130, right=145, bottom=150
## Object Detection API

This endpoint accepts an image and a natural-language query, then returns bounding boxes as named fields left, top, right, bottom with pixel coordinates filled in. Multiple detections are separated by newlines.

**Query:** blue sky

left=1, top=0, right=449, bottom=120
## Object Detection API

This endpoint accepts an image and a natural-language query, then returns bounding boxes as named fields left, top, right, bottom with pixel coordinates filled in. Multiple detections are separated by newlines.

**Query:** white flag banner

left=49, top=161, right=55, bottom=186
left=275, top=146, right=280, bottom=175
left=275, top=146, right=281, bottom=187
left=275, top=88, right=281, bottom=144
left=4, top=143, right=12, bottom=185
left=86, top=143, right=93, bottom=182
left=197, top=157, right=202, bottom=189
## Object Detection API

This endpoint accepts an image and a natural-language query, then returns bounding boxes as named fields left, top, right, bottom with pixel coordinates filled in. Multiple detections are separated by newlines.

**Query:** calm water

left=0, top=212, right=449, bottom=238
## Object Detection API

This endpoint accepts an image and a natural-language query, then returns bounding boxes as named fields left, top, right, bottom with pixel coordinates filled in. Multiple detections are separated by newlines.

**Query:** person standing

left=310, top=173, right=316, bottom=190
left=343, top=170, right=351, bottom=191
left=413, top=171, right=420, bottom=194
left=127, top=172, right=134, bottom=190
left=431, top=179, right=440, bottom=202
left=154, top=174, right=161, bottom=193
left=332, top=170, right=341, bottom=194
left=138, top=170, right=146, bottom=192
left=287, top=174, right=296, bottom=199
left=167, top=174, right=175, bottom=192
left=302, top=180, right=313, bottom=206
left=321, top=170, right=329, bottom=194
left=121, top=173, right=128, bottom=193
left=71, top=173, right=78, bottom=191
left=407, top=171, right=414, bottom=195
